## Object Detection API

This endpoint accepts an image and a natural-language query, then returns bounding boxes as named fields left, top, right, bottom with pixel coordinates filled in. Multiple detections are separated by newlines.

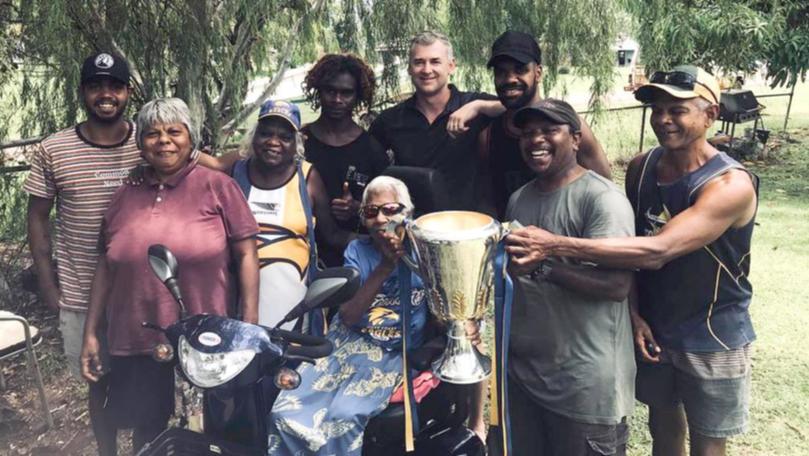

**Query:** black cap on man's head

left=80, top=52, right=131, bottom=85
left=513, top=98, right=581, bottom=132
left=487, top=31, right=542, bottom=68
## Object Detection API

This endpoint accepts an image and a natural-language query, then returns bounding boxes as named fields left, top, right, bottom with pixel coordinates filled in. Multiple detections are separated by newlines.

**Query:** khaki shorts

left=59, top=309, right=109, bottom=380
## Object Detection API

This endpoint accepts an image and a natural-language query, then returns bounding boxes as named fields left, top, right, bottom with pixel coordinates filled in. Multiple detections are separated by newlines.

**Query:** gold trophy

left=396, top=211, right=508, bottom=384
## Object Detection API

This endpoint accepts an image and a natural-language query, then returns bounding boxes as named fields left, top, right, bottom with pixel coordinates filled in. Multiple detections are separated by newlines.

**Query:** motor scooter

left=138, top=244, right=484, bottom=456
left=137, top=245, right=359, bottom=455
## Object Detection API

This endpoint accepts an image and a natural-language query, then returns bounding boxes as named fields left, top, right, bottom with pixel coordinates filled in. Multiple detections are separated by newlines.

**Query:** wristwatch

left=530, top=260, right=553, bottom=280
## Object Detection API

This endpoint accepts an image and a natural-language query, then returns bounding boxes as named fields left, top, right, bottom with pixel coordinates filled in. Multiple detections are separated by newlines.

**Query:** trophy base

left=431, top=321, right=492, bottom=384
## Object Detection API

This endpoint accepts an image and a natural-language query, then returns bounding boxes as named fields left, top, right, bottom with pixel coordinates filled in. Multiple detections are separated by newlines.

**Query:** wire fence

left=585, top=87, right=797, bottom=166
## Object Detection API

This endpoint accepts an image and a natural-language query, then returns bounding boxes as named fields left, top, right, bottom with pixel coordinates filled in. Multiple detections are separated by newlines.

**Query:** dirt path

left=0, top=296, right=100, bottom=455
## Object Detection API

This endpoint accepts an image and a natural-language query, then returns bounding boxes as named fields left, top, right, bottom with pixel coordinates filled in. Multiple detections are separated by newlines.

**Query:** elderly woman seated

left=266, top=175, right=428, bottom=455
left=80, top=97, right=259, bottom=454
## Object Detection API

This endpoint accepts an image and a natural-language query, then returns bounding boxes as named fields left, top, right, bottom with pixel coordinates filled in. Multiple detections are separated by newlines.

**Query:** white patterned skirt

left=267, top=320, right=403, bottom=455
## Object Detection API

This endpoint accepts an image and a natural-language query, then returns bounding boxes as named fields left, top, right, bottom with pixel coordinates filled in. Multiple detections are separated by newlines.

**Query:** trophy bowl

left=404, top=211, right=503, bottom=384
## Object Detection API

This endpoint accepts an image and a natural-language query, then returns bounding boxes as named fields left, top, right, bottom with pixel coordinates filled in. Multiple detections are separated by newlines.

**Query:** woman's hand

left=80, top=335, right=104, bottom=383
left=330, top=182, right=360, bottom=222
left=377, top=231, right=405, bottom=267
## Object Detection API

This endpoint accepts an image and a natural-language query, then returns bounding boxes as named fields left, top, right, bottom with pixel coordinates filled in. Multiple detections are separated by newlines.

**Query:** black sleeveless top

left=302, top=127, right=390, bottom=266
left=487, top=115, right=534, bottom=220
left=633, top=147, right=758, bottom=352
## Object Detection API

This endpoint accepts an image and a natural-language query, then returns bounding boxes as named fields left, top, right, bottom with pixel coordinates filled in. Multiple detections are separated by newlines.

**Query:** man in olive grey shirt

left=501, top=99, right=635, bottom=456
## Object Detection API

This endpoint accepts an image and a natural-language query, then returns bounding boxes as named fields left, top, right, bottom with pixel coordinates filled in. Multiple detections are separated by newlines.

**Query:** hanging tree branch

left=221, top=0, right=325, bottom=136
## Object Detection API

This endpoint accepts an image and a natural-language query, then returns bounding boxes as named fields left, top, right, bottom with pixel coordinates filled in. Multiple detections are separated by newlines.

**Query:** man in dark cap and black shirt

left=464, top=31, right=611, bottom=219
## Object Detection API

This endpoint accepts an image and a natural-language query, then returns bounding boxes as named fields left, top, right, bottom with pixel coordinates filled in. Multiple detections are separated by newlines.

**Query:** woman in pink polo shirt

left=80, top=98, right=259, bottom=454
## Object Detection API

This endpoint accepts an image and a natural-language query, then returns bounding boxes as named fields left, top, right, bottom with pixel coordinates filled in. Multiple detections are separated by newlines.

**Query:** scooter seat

left=407, top=335, right=446, bottom=371
left=366, top=381, right=469, bottom=448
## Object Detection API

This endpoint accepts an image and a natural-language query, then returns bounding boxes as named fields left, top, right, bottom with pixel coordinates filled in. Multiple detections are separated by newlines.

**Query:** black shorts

left=105, top=355, right=175, bottom=428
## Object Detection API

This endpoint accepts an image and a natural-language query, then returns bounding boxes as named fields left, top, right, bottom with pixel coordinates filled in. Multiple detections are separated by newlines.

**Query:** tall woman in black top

left=301, top=54, right=391, bottom=266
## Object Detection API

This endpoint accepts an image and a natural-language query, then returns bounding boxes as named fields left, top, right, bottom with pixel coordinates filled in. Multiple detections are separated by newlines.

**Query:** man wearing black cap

left=505, top=67, right=758, bottom=456
left=465, top=31, right=611, bottom=219
left=500, top=99, right=635, bottom=455
left=25, top=51, right=140, bottom=455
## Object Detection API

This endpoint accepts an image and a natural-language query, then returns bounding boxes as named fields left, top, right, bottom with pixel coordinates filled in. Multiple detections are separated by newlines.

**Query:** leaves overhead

left=623, top=0, right=808, bottom=87
left=3, top=0, right=328, bottom=145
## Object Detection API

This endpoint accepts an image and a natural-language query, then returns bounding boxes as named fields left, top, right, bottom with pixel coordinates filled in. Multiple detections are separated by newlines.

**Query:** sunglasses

left=649, top=70, right=718, bottom=104
left=360, top=203, right=406, bottom=219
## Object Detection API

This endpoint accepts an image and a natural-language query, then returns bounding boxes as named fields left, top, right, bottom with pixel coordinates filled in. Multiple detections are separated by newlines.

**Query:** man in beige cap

left=503, top=65, right=758, bottom=456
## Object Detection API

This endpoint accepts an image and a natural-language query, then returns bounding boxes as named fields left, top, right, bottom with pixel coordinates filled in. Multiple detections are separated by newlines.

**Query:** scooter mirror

left=275, top=267, right=360, bottom=327
left=147, top=244, right=186, bottom=314
left=148, top=244, right=178, bottom=283
left=304, top=267, right=361, bottom=310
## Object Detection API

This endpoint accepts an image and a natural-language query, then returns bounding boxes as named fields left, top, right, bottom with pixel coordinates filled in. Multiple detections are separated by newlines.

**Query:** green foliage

left=623, top=0, right=808, bottom=87
left=2, top=0, right=623, bottom=142
left=4, top=0, right=326, bottom=146
left=766, top=1, right=809, bottom=87
left=324, top=0, right=620, bottom=111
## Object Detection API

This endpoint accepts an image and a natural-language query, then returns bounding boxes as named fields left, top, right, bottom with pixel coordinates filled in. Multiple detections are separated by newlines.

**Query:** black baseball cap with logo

left=513, top=98, right=581, bottom=132
left=80, top=52, right=131, bottom=85
left=487, top=31, right=542, bottom=67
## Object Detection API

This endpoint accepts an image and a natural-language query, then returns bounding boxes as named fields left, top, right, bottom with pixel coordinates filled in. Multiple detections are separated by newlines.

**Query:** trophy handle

left=400, top=255, right=421, bottom=275
left=501, top=219, right=523, bottom=237
left=384, top=217, right=423, bottom=276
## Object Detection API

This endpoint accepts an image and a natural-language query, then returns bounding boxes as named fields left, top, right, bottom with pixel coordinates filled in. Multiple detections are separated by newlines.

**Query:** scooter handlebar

left=272, top=329, right=333, bottom=360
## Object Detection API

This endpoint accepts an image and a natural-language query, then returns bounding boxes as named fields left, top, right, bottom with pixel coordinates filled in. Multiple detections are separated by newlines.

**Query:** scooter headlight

left=273, top=367, right=301, bottom=390
left=178, top=336, right=255, bottom=388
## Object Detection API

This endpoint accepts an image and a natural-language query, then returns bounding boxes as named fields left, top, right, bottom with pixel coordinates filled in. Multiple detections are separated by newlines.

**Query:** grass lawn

left=624, top=128, right=809, bottom=455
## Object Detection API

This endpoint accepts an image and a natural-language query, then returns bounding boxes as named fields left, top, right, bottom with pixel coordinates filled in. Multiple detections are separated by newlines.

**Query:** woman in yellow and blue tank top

left=230, top=100, right=355, bottom=329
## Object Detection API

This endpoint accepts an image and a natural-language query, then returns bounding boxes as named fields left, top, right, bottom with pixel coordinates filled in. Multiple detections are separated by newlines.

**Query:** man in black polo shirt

left=368, top=31, right=501, bottom=211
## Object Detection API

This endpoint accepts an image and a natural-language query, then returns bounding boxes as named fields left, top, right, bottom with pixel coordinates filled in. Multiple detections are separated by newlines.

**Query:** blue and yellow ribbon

left=297, top=160, right=327, bottom=337
left=397, top=261, right=419, bottom=452
left=490, top=240, right=514, bottom=455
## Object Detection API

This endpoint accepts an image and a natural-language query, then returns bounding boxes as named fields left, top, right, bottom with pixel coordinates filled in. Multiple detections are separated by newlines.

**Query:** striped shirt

left=24, top=124, right=141, bottom=311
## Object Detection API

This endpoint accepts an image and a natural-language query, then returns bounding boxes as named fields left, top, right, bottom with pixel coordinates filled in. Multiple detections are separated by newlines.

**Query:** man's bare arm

left=197, top=149, right=242, bottom=173
left=27, top=195, right=60, bottom=311
left=447, top=100, right=505, bottom=137
left=81, top=255, right=111, bottom=382
left=534, top=169, right=757, bottom=269
left=577, top=117, right=611, bottom=180
left=520, top=261, right=632, bottom=302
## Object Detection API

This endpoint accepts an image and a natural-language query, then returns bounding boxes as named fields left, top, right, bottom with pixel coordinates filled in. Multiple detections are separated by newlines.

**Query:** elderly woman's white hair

left=238, top=123, right=306, bottom=160
left=136, top=97, right=200, bottom=150
left=361, top=176, right=415, bottom=216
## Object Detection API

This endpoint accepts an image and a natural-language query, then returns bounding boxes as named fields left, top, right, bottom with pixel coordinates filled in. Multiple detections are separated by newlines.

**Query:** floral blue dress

left=267, top=238, right=428, bottom=455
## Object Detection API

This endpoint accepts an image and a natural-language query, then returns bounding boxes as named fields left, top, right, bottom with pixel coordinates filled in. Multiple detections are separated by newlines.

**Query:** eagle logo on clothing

left=362, top=306, right=401, bottom=342
left=644, top=205, right=672, bottom=236
left=256, top=224, right=309, bottom=277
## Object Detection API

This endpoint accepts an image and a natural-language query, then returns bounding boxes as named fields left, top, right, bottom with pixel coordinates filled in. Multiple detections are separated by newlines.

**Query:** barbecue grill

left=718, top=90, right=765, bottom=151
